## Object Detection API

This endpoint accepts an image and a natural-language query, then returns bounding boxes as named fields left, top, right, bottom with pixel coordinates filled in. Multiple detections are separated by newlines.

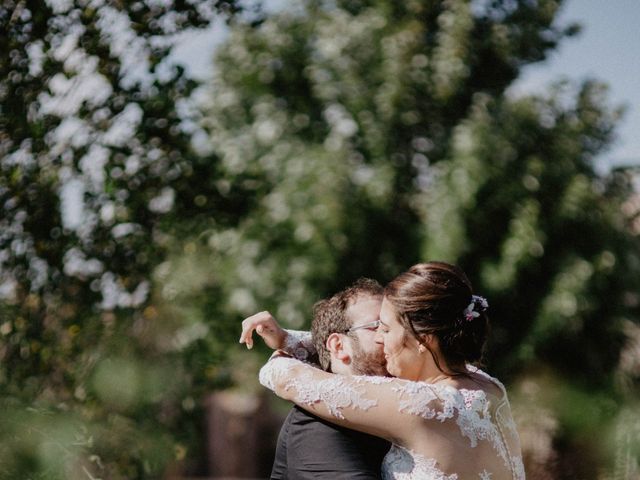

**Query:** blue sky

left=509, top=0, right=640, bottom=170
left=172, top=0, right=639, bottom=171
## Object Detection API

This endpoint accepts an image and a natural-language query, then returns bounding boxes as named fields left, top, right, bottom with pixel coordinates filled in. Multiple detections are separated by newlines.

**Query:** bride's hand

left=239, top=311, right=287, bottom=350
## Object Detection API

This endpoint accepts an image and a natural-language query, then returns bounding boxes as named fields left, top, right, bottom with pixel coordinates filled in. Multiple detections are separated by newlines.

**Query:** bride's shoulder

left=462, top=365, right=507, bottom=400
left=412, top=366, right=508, bottom=403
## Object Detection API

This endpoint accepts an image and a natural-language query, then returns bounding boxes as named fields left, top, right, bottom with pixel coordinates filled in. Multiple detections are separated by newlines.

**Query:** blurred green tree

left=194, top=0, right=581, bottom=337
left=0, top=1, right=244, bottom=478
left=193, top=0, right=640, bottom=476
left=1, top=0, right=639, bottom=478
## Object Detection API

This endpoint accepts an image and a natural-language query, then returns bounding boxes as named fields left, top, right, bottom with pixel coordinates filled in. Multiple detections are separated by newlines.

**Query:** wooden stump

left=205, top=391, right=280, bottom=478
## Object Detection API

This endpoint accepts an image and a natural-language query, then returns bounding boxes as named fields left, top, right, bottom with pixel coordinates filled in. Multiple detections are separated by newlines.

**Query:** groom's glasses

left=343, top=320, right=380, bottom=334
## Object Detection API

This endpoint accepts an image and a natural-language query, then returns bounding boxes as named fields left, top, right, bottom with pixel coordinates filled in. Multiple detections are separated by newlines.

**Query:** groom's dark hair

left=311, top=278, right=383, bottom=371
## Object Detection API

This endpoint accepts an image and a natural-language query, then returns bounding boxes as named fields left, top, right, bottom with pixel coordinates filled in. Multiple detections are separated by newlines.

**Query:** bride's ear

left=326, top=333, right=350, bottom=361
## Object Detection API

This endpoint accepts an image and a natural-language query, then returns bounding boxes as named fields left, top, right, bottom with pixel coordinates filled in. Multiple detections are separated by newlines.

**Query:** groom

left=241, top=279, right=390, bottom=479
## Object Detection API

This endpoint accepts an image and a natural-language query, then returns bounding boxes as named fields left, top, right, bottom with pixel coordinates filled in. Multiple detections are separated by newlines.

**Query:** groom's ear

left=326, top=333, right=350, bottom=362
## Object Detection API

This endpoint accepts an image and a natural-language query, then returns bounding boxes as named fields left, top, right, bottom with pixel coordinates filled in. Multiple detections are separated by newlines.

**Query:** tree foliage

left=0, top=0, right=242, bottom=477
left=197, top=0, right=640, bottom=475
left=199, top=0, right=578, bottom=308
left=1, top=0, right=639, bottom=477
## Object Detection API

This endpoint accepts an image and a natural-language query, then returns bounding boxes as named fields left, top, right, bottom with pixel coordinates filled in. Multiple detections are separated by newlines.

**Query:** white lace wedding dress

left=261, top=331, right=525, bottom=480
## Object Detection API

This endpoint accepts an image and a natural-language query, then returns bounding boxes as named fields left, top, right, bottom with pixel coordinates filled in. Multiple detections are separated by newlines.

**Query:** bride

left=242, top=262, right=524, bottom=479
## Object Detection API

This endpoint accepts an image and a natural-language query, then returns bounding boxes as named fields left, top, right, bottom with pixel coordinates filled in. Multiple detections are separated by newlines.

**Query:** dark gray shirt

left=271, top=405, right=390, bottom=479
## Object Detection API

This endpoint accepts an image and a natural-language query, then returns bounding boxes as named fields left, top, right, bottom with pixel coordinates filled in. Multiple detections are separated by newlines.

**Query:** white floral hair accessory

left=463, top=295, right=489, bottom=321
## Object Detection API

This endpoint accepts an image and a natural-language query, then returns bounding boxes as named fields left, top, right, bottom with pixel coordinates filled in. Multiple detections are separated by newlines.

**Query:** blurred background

left=1, top=0, right=639, bottom=478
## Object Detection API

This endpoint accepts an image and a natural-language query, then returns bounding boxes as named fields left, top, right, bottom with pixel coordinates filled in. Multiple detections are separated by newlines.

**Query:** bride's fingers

left=239, top=311, right=271, bottom=349
left=241, top=329, right=255, bottom=349
left=239, top=329, right=253, bottom=349
left=239, top=320, right=256, bottom=349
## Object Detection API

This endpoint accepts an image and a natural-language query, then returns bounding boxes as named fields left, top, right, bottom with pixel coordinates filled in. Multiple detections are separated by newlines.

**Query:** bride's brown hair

left=384, top=262, right=488, bottom=375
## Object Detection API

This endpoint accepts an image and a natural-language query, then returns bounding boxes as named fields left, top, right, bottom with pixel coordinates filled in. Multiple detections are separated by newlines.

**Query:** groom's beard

left=350, top=340, right=390, bottom=377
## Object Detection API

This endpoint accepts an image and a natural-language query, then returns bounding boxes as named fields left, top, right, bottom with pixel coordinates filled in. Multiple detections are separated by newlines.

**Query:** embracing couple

left=240, top=262, right=525, bottom=480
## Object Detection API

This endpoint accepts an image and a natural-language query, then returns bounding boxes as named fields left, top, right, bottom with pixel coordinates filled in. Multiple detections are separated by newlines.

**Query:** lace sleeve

left=259, top=356, right=440, bottom=441
left=281, top=329, right=316, bottom=361
left=260, top=358, right=525, bottom=479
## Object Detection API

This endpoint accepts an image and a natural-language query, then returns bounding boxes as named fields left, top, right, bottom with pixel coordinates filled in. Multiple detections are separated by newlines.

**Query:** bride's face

left=376, top=297, right=423, bottom=380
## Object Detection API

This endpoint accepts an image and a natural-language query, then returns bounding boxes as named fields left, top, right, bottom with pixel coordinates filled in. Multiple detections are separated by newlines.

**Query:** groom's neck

left=329, top=359, right=354, bottom=376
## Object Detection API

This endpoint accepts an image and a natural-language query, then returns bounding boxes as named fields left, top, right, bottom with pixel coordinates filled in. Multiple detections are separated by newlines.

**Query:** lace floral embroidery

left=363, top=375, right=397, bottom=385
left=456, top=389, right=508, bottom=458
left=390, top=379, right=513, bottom=472
left=259, top=358, right=378, bottom=419
left=466, top=364, right=507, bottom=397
left=258, top=356, right=297, bottom=391
left=382, top=445, right=458, bottom=480
left=392, top=381, right=443, bottom=420
left=260, top=359, right=524, bottom=479
left=283, top=329, right=315, bottom=360
left=465, top=365, right=523, bottom=477
left=510, top=456, right=526, bottom=480
left=496, top=401, right=520, bottom=441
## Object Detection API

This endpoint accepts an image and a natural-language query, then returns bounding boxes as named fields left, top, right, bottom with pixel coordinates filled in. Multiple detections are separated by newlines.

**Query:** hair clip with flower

left=463, top=295, right=489, bottom=321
